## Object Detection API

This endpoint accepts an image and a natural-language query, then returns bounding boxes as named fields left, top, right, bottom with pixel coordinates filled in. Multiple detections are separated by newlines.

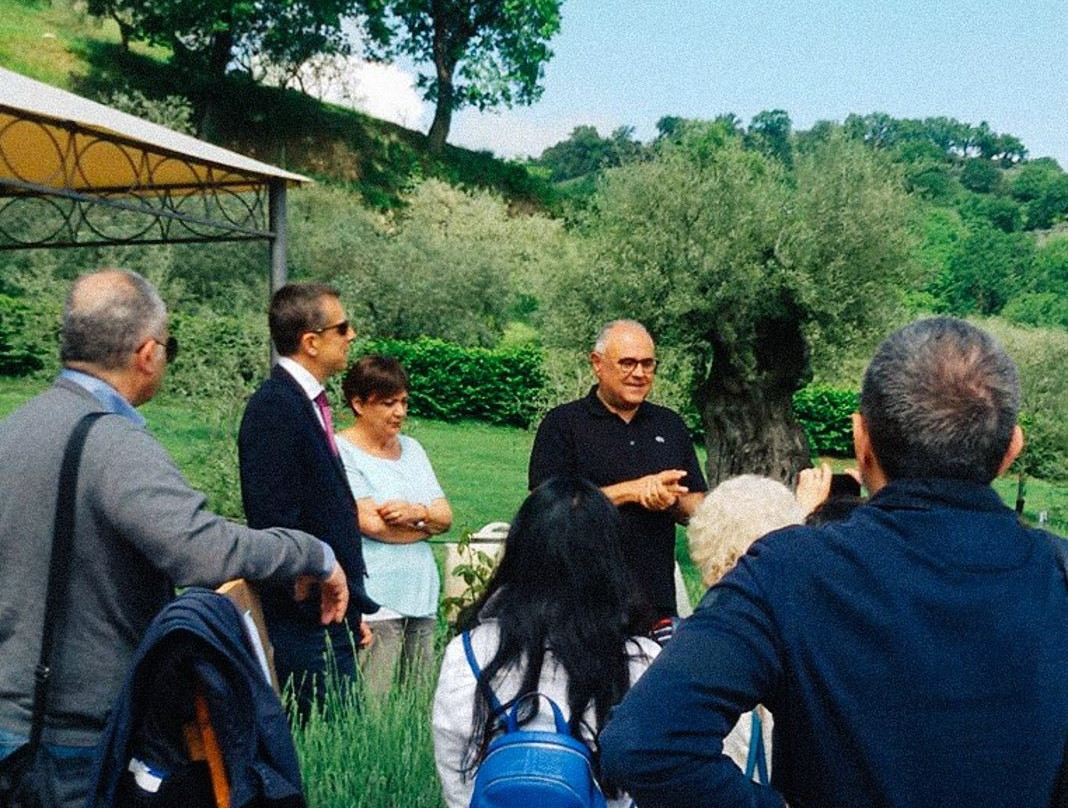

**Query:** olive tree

left=544, top=126, right=921, bottom=485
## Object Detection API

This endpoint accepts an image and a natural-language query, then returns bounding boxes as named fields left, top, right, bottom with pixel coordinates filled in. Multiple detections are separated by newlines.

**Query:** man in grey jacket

left=0, top=269, right=349, bottom=808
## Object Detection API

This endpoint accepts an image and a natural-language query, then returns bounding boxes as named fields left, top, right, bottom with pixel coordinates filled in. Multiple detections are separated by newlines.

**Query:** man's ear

left=590, top=351, right=603, bottom=375
left=131, top=339, right=157, bottom=375
left=299, top=331, right=319, bottom=358
left=852, top=413, right=887, bottom=494
left=996, top=425, right=1025, bottom=476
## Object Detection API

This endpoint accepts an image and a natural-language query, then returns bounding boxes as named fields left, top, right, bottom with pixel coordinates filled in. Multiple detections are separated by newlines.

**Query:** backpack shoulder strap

left=462, top=629, right=504, bottom=717
left=743, top=709, right=769, bottom=786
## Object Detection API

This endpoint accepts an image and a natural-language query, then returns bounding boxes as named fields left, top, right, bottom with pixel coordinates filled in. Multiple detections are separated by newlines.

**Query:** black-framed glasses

left=148, top=336, right=179, bottom=363
left=309, top=320, right=351, bottom=337
left=616, top=357, right=657, bottom=375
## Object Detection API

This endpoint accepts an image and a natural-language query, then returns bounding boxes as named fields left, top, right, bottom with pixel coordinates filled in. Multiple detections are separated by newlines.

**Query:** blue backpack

left=462, top=631, right=608, bottom=808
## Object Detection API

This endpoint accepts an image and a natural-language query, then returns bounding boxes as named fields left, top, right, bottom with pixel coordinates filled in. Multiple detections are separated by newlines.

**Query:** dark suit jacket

left=238, top=365, right=377, bottom=620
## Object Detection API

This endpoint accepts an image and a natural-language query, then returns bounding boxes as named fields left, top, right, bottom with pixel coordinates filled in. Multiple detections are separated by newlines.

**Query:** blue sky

left=440, top=0, right=1067, bottom=167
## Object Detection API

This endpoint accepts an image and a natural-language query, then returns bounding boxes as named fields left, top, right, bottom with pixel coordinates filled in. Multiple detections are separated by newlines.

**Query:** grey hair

left=687, top=475, right=805, bottom=587
left=60, top=270, right=167, bottom=371
left=593, top=319, right=652, bottom=354
left=860, top=317, right=1019, bottom=483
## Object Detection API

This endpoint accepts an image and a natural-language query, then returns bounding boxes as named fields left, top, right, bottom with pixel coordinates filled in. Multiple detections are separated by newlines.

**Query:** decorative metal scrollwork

left=0, top=106, right=277, bottom=250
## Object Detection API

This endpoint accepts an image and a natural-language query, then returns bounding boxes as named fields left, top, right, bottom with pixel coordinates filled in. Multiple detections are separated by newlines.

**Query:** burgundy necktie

left=313, top=391, right=340, bottom=457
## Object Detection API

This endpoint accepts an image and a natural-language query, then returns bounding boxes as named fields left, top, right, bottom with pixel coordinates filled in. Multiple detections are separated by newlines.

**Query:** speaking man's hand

left=638, top=469, right=689, bottom=511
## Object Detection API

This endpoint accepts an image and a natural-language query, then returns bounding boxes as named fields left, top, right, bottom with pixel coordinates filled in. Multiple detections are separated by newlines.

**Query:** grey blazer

left=0, top=379, right=325, bottom=746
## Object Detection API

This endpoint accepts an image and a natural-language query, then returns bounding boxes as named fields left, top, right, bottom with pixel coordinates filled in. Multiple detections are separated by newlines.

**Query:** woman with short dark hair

left=337, top=355, right=452, bottom=696
left=432, top=476, right=658, bottom=808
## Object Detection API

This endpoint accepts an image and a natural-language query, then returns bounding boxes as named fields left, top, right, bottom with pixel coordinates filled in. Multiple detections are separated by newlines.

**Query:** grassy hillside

left=0, top=0, right=552, bottom=211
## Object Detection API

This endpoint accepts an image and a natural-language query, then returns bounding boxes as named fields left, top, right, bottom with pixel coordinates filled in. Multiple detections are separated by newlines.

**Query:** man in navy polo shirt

left=529, top=320, right=707, bottom=623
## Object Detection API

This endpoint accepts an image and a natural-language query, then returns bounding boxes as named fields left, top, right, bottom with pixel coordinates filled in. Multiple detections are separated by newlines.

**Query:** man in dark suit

left=239, top=283, right=376, bottom=714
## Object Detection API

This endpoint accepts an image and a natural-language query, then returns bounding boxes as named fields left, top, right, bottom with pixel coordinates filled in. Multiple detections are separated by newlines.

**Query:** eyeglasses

left=616, top=357, right=658, bottom=375
left=308, top=320, right=351, bottom=337
left=148, top=336, right=179, bottom=363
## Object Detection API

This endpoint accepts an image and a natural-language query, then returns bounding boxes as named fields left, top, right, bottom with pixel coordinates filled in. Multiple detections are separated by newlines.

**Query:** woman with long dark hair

left=432, top=476, right=658, bottom=808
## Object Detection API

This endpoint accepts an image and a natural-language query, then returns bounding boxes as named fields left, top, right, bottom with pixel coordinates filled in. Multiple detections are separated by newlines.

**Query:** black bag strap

left=28, top=412, right=104, bottom=752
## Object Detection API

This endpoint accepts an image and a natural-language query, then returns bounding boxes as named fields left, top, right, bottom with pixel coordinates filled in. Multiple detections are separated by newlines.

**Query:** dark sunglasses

left=309, top=320, right=350, bottom=337
left=148, top=335, right=179, bottom=363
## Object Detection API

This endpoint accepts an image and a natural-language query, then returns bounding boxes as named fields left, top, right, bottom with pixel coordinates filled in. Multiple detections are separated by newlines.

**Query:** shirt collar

left=277, top=356, right=324, bottom=401
left=583, top=384, right=646, bottom=423
left=59, top=368, right=145, bottom=427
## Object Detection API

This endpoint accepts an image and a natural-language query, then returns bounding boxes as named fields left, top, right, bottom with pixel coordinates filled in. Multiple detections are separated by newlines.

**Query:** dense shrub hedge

left=0, top=295, right=50, bottom=377
left=358, top=337, right=546, bottom=428
left=792, top=385, right=859, bottom=457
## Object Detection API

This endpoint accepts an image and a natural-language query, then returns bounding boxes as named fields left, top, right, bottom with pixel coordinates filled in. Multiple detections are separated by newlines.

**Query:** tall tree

left=544, top=129, right=919, bottom=485
left=358, top=0, right=561, bottom=152
left=87, top=0, right=357, bottom=136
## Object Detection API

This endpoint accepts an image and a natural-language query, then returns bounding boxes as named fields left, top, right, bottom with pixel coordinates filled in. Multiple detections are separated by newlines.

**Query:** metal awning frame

left=0, top=68, right=309, bottom=292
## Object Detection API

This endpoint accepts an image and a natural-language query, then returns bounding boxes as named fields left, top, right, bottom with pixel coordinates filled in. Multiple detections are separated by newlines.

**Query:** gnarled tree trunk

left=697, top=315, right=813, bottom=487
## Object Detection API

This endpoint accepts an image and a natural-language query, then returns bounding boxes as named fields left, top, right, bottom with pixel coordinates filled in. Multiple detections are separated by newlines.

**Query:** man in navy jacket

left=239, top=283, right=377, bottom=715
left=601, top=317, right=1068, bottom=808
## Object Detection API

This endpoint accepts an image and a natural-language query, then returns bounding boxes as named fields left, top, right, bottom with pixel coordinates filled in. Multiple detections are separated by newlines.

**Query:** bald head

left=61, top=269, right=167, bottom=371
left=593, top=320, right=653, bottom=355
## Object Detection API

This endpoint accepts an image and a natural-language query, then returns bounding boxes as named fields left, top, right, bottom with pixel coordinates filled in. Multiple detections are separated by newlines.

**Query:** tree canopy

left=357, top=0, right=561, bottom=152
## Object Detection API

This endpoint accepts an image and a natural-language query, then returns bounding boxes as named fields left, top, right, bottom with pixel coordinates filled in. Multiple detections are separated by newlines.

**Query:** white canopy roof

left=0, top=66, right=309, bottom=196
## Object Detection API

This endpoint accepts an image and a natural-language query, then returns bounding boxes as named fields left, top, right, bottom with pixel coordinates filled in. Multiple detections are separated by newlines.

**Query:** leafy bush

left=357, top=337, right=546, bottom=428
left=792, top=385, right=859, bottom=457
left=0, top=295, right=50, bottom=376
left=1001, top=292, right=1068, bottom=329
left=982, top=319, right=1068, bottom=480
left=160, top=305, right=271, bottom=403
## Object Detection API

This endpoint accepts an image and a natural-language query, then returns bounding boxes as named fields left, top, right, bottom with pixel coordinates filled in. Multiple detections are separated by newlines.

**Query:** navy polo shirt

left=529, top=386, right=707, bottom=618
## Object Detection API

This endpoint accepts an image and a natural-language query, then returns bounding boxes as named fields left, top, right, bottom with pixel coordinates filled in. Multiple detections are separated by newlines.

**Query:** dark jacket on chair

left=86, top=589, right=305, bottom=808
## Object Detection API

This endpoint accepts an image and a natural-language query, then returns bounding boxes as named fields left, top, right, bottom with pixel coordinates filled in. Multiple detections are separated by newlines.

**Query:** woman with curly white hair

left=686, top=474, right=807, bottom=784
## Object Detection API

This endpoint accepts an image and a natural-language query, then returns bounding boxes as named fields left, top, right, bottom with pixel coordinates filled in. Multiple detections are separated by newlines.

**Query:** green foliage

left=164, top=306, right=271, bottom=401
left=0, top=295, right=48, bottom=376
left=1008, top=158, right=1068, bottom=230
left=543, top=129, right=919, bottom=482
left=960, top=158, right=1002, bottom=193
left=842, top=112, right=1025, bottom=165
left=981, top=319, right=1068, bottom=480
left=959, top=192, right=1023, bottom=233
left=1001, top=293, right=1068, bottom=330
left=86, top=0, right=357, bottom=89
left=438, top=530, right=498, bottom=628
left=792, top=386, right=859, bottom=457
left=935, top=224, right=1034, bottom=315
left=96, top=85, right=195, bottom=132
left=746, top=109, right=793, bottom=168
left=533, top=124, right=643, bottom=181
left=291, top=180, right=571, bottom=347
left=358, top=336, right=546, bottom=428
